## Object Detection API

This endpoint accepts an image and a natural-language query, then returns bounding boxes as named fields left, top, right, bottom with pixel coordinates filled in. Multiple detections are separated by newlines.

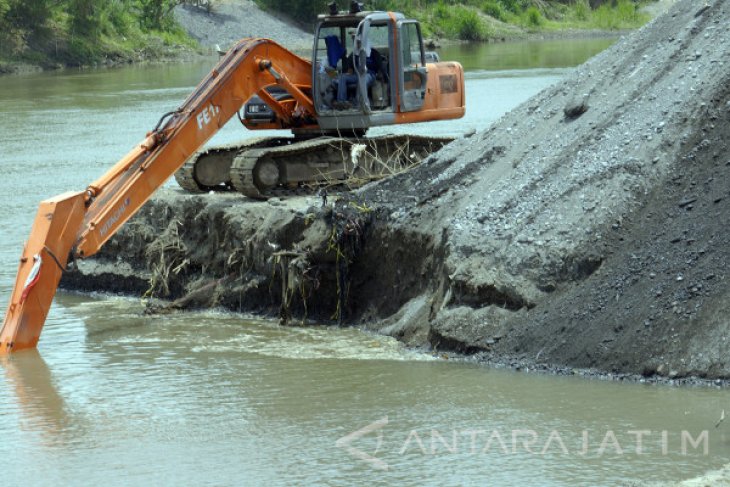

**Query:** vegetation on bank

left=0, top=0, right=198, bottom=71
left=255, top=0, right=653, bottom=41
left=0, top=0, right=653, bottom=72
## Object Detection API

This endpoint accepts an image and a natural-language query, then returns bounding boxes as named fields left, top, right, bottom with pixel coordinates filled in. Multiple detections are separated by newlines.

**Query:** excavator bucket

left=0, top=192, right=86, bottom=354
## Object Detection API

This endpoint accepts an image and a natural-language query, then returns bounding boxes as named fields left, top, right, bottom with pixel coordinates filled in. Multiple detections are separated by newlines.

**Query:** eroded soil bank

left=63, top=0, right=730, bottom=380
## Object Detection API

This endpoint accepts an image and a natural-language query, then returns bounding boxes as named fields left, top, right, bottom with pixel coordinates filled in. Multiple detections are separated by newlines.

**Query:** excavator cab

left=312, top=12, right=398, bottom=113
left=238, top=5, right=464, bottom=135
left=309, top=7, right=464, bottom=133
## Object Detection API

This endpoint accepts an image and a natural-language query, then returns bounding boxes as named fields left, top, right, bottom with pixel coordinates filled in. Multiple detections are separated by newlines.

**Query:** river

left=0, top=38, right=728, bottom=486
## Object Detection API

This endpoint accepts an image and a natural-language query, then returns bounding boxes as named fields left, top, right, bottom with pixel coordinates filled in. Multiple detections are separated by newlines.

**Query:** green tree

left=137, top=0, right=179, bottom=30
left=0, top=0, right=10, bottom=30
left=106, top=0, right=137, bottom=36
left=68, top=0, right=104, bottom=38
left=0, top=0, right=11, bottom=55
left=6, top=0, right=52, bottom=30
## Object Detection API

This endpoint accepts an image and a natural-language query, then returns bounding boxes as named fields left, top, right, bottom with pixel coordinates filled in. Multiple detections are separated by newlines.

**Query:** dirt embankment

left=63, top=0, right=730, bottom=380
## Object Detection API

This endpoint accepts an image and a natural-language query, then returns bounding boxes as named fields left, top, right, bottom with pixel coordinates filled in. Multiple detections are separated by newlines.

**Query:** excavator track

left=230, top=136, right=342, bottom=199
left=226, top=134, right=454, bottom=199
left=230, top=149, right=266, bottom=199
left=174, top=137, right=287, bottom=193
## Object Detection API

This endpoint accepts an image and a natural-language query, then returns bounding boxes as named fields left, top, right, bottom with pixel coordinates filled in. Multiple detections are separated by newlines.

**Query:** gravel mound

left=174, top=0, right=312, bottom=50
left=362, top=0, right=729, bottom=378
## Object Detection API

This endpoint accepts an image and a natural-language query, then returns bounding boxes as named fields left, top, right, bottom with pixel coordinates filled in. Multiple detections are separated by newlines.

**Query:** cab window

left=401, top=22, right=424, bottom=68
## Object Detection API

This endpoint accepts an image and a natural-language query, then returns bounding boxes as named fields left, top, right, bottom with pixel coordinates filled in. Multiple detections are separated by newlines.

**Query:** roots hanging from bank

left=143, top=218, right=189, bottom=298
left=327, top=201, right=371, bottom=324
left=269, top=200, right=372, bottom=326
left=274, top=250, right=311, bottom=326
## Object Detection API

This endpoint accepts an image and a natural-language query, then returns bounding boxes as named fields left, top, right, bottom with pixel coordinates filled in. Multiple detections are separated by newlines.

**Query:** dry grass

left=144, top=218, right=189, bottom=297
left=314, top=135, right=432, bottom=191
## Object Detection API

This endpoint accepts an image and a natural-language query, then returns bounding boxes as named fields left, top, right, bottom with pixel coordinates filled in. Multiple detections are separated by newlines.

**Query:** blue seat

left=324, top=35, right=345, bottom=68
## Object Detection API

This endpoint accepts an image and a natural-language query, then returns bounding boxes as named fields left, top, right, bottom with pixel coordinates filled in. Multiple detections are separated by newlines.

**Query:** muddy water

left=1, top=39, right=729, bottom=485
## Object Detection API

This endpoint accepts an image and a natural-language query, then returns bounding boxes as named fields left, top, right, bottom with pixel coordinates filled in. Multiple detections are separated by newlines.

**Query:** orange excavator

left=0, top=3, right=465, bottom=353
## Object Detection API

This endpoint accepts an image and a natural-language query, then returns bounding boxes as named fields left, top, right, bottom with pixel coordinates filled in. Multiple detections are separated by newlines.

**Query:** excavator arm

left=0, top=38, right=314, bottom=353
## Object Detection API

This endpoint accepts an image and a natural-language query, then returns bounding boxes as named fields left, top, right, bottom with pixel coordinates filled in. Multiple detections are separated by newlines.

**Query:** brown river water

left=1, top=39, right=729, bottom=486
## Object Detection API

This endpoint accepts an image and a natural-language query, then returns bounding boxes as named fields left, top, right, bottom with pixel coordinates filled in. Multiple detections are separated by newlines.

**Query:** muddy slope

left=64, top=0, right=730, bottom=378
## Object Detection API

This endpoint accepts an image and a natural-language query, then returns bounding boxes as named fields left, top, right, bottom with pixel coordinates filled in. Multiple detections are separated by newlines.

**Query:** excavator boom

left=0, top=38, right=313, bottom=353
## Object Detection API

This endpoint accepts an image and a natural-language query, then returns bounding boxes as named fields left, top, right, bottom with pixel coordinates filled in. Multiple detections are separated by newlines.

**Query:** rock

left=424, top=38, right=441, bottom=49
left=428, top=306, right=518, bottom=354
left=564, top=97, right=589, bottom=119
left=695, top=4, right=710, bottom=17
left=678, top=196, right=697, bottom=208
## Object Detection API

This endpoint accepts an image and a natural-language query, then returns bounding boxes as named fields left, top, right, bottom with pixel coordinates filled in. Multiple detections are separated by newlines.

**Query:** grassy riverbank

left=0, top=0, right=198, bottom=73
left=256, top=0, right=653, bottom=41
left=0, top=0, right=656, bottom=73
left=410, top=0, right=652, bottom=40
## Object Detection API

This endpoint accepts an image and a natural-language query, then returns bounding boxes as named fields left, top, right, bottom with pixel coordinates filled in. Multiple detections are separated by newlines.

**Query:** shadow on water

left=0, top=350, right=74, bottom=445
